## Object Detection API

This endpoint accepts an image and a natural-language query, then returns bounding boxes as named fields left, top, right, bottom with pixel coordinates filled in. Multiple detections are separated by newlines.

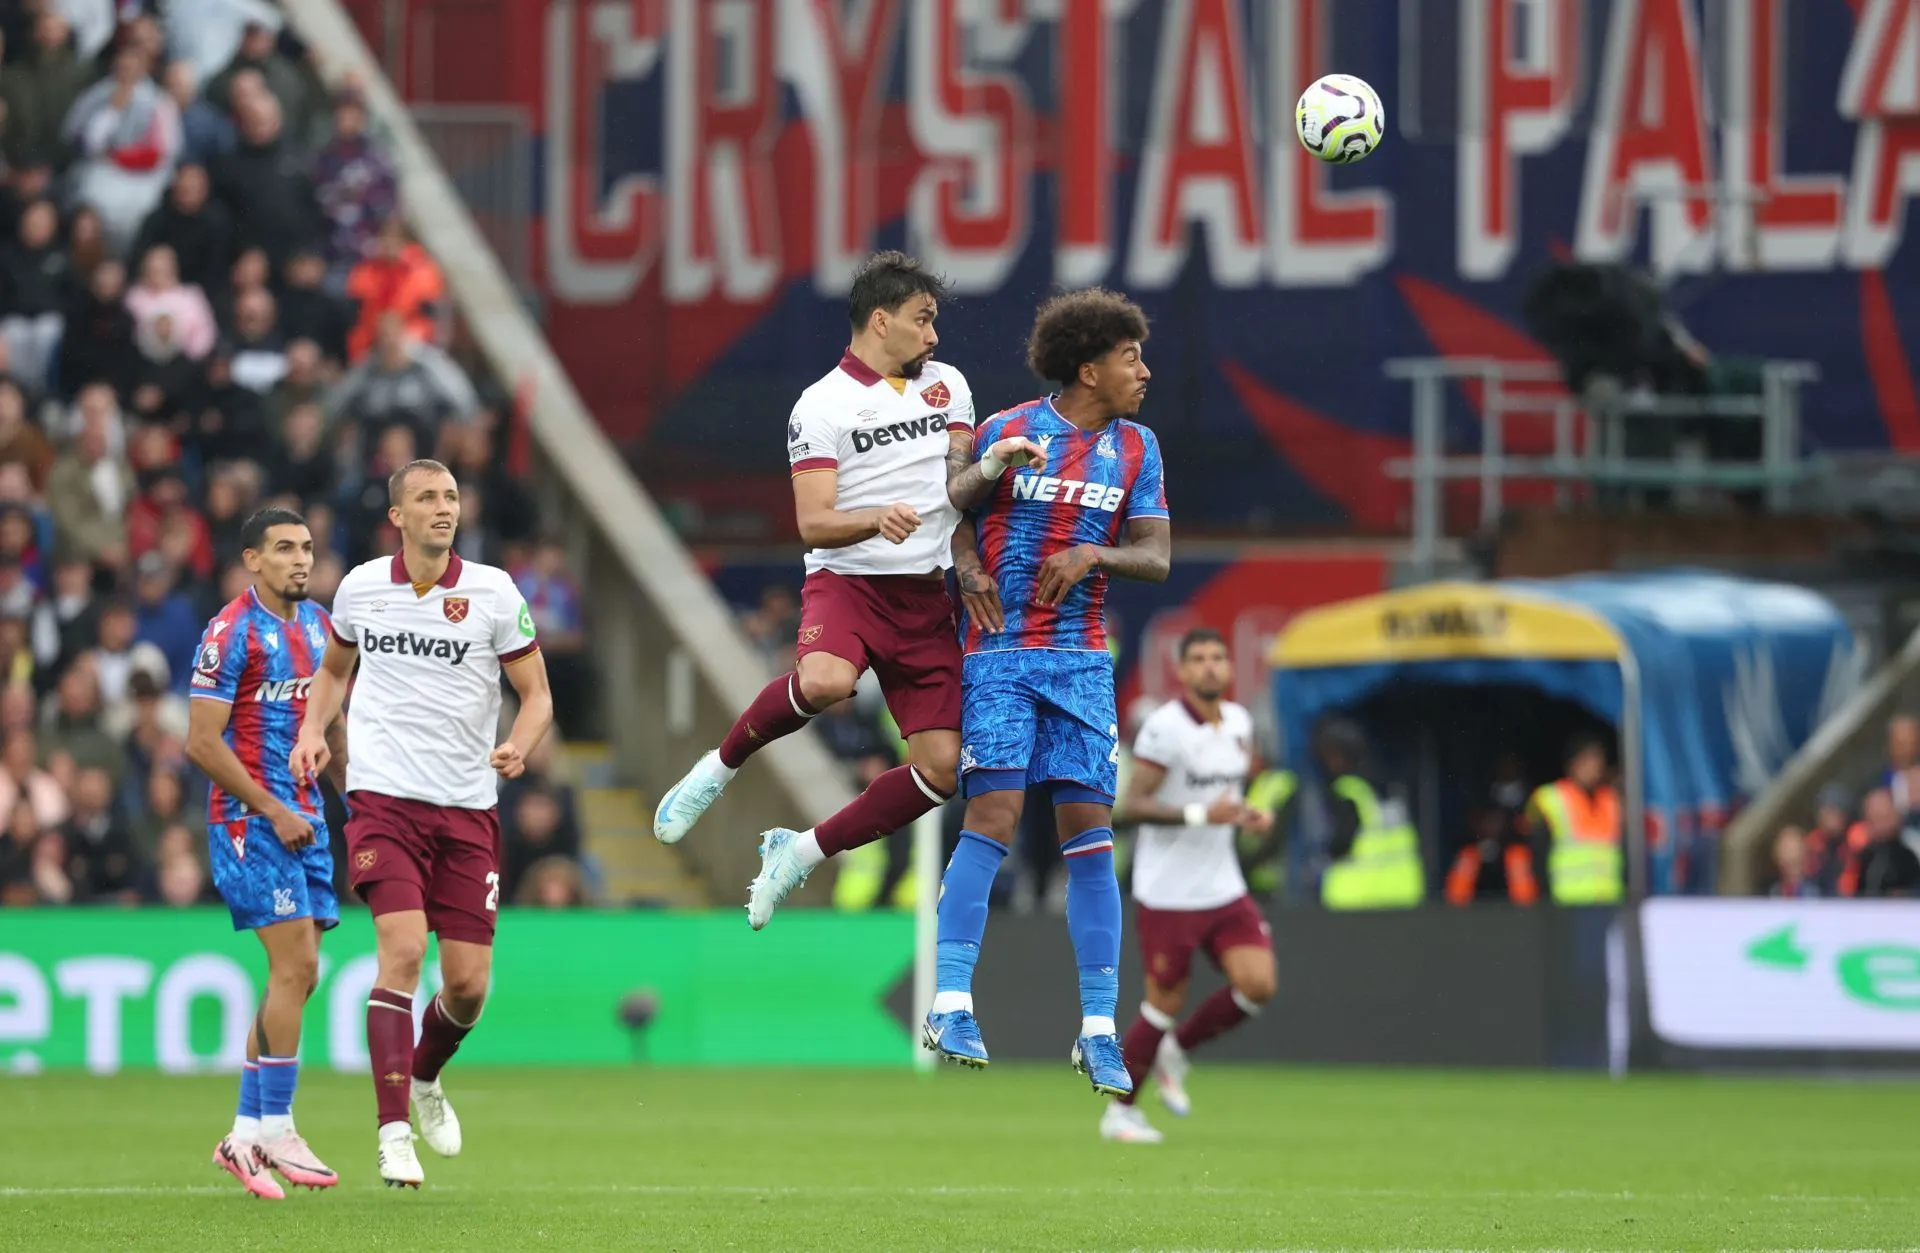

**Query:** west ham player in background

left=1103, top=627, right=1278, bottom=1144
left=187, top=507, right=348, bottom=1197
left=927, top=289, right=1170, bottom=1096
left=292, top=459, right=553, bottom=1188
left=650, top=251, right=1044, bottom=927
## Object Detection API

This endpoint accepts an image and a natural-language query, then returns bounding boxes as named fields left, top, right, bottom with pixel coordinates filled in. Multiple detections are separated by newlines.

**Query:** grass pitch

left=3, top=1064, right=1916, bottom=1251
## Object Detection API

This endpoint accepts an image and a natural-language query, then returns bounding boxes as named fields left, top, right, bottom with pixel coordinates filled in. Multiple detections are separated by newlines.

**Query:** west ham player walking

left=291, top=459, right=553, bottom=1188
left=926, top=289, right=1170, bottom=1095
left=650, top=251, right=1043, bottom=927
left=187, top=507, right=347, bottom=1198
left=1103, top=627, right=1278, bottom=1144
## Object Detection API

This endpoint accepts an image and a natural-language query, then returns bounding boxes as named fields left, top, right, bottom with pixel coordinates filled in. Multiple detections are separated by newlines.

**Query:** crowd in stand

left=1763, top=713, right=1920, bottom=899
left=0, top=1, right=590, bottom=910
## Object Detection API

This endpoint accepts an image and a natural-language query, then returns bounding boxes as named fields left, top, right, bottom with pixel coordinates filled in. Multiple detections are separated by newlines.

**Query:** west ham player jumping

left=926, top=288, right=1170, bottom=1095
left=292, top=459, right=553, bottom=1188
left=188, top=507, right=347, bottom=1197
left=1103, top=626, right=1278, bottom=1144
left=650, top=251, right=1044, bottom=926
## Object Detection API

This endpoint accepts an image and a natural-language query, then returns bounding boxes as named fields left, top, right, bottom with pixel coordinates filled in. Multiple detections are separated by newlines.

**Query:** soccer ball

left=1295, top=73, right=1385, bottom=164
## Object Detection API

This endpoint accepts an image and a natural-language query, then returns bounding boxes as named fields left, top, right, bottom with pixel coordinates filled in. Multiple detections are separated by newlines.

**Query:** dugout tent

left=1268, top=572, right=1859, bottom=897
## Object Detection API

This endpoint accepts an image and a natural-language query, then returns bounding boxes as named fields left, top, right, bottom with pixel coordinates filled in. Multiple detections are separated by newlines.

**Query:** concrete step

left=561, top=740, right=709, bottom=907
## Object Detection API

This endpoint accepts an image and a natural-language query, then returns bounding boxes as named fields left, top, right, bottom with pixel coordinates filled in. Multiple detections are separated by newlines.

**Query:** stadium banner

left=0, top=910, right=914, bottom=1074
left=1642, top=898, right=1920, bottom=1053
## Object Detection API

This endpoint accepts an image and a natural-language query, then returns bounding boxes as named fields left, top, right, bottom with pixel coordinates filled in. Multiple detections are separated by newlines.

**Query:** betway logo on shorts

left=851, top=413, right=947, bottom=453
left=361, top=630, right=472, bottom=665
left=252, top=677, right=314, bottom=703
left=1010, top=476, right=1126, bottom=512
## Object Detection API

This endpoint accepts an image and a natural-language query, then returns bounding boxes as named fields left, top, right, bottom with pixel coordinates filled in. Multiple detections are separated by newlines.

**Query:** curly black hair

left=1026, top=288, right=1149, bottom=388
left=848, top=251, right=951, bottom=329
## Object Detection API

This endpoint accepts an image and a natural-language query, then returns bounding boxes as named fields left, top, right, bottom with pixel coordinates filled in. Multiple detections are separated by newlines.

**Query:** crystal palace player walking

left=926, top=289, right=1170, bottom=1095
left=291, top=459, right=552, bottom=1189
left=1103, top=627, right=1278, bottom=1144
left=187, top=507, right=347, bottom=1198
left=651, top=251, right=1043, bottom=926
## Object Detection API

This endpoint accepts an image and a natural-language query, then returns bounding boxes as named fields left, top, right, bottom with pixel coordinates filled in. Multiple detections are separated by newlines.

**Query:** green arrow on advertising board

left=1742, top=923, right=1920, bottom=1012
left=1744, top=924, right=1810, bottom=971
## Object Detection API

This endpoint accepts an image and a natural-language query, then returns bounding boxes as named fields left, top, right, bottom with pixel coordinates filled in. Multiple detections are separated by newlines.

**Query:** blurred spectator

left=67, top=205, right=111, bottom=283
left=141, top=821, right=214, bottom=905
left=1840, top=789, right=1920, bottom=898
left=64, top=0, right=119, bottom=64
left=30, top=559, right=100, bottom=685
left=2, top=11, right=94, bottom=169
left=313, top=87, right=396, bottom=286
left=206, top=19, right=313, bottom=141
left=59, top=260, right=137, bottom=399
left=0, top=556, right=36, bottom=621
left=201, top=463, right=255, bottom=570
left=227, top=286, right=287, bottom=391
left=328, top=312, right=475, bottom=461
left=501, top=781, right=582, bottom=900
left=116, top=669, right=189, bottom=798
left=130, top=314, right=204, bottom=423
left=63, top=42, right=181, bottom=255
left=28, top=825, right=75, bottom=904
left=513, top=538, right=589, bottom=732
left=0, top=800, right=41, bottom=904
left=0, top=378, right=54, bottom=489
left=0, top=197, right=73, bottom=393
left=266, top=336, right=325, bottom=425
left=132, top=763, right=191, bottom=857
left=0, top=505, right=47, bottom=590
left=62, top=763, right=137, bottom=900
left=344, top=217, right=443, bottom=361
left=740, top=583, right=801, bottom=661
left=278, top=250, right=348, bottom=359
left=0, top=613, right=32, bottom=688
left=166, top=0, right=283, bottom=84
left=47, top=400, right=132, bottom=570
left=191, top=351, right=269, bottom=465
left=135, top=165, right=233, bottom=297
left=514, top=856, right=584, bottom=909
left=91, top=599, right=167, bottom=710
left=446, top=415, right=535, bottom=545
left=132, top=554, right=197, bottom=688
left=43, top=657, right=122, bottom=783
left=127, top=243, right=218, bottom=360
left=1803, top=784, right=1857, bottom=895
left=0, top=729, right=68, bottom=830
left=162, top=63, right=235, bottom=169
left=214, top=89, right=318, bottom=272
left=222, top=244, right=268, bottom=326
left=1764, top=826, right=1822, bottom=898
left=309, top=551, right=343, bottom=607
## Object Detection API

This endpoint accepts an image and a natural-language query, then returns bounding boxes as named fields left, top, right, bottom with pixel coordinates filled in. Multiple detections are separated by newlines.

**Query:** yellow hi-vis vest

left=1240, top=769, right=1296, bottom=894
left=1320, top=776, right=1424, bottom=910
left=1531, top=779, right=1623, bottom=905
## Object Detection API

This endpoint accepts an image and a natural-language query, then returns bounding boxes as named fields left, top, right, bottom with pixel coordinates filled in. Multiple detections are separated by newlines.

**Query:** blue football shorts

left=207, top=814, right=340, bottom=933
left=959, top=648, right=1118, bottom=803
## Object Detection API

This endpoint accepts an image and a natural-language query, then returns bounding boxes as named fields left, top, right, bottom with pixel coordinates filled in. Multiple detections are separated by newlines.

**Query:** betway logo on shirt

left=1010, top=476, right=1126, bottom=512
left=361, top=630, right=473, bottom=665
left=850, top=413, right=948, bottom=454
left=252, top=677, right=314, bottom=702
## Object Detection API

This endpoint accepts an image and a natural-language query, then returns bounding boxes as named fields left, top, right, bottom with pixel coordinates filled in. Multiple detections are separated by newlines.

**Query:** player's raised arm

left=946, top=424, right=1048, bottom=511
left=292, top=636, right=357, bottom=784
left=792, top=466, right=920, bottom=547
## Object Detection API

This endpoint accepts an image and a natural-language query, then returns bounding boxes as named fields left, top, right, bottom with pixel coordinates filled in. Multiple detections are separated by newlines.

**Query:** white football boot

left=653, top=749, right=734, bottom=845
left=1099, top=1101, right=1165, bottom=1144
left=377, top=1125, right=424, bottom=1188
left=411, top=1078, right=463, bottom=1156
left=1153, top=1032, right=1193, bottom=1117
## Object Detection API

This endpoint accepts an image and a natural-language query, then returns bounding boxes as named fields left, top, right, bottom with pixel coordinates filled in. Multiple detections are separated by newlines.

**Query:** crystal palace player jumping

left=926, top=289, right=1170, bottom=1095
left=189, top=507, right=347, bottom=1198
left=1102, top=626, right=1278, bottom=1144
left=650, top=251, right=1044, bottom=926
left=291, top=459, right=553, bottom=1189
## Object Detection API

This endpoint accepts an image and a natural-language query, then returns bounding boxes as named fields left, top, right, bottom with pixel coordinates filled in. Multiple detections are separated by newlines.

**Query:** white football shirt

left=787, top=353, right=975, bottom=577
left=329, top=552, right=538, bottom=809
left=1130, top=699, right=1256, bottom=911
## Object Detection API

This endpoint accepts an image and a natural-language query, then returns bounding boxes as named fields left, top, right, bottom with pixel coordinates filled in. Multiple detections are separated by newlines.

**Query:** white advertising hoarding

left=1643, top=899, right=1920, bottom=1050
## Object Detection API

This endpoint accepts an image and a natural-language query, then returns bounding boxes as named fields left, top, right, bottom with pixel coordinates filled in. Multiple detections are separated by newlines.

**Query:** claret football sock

left=1118, top=1002, right=1175, bottom=1107
left=719, top=674, right=819, bottom=769
left=815, top=764, right=951, bottom=857
left=932, top=830, right=1009, bottom=1013
left=1061, top=827, right=1121, bottom=1037
left=1175, top=987, right=1255, bottom=1052
left=413, top=994, right=479, bottom=1084
left=366, top=987, right=414, bottom=1128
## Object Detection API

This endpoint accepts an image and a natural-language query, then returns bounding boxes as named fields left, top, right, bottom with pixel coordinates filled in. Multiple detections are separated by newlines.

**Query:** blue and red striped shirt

left=961, top=397, right=1169, bottom=655
left=188, top=589, right=333, bottom=823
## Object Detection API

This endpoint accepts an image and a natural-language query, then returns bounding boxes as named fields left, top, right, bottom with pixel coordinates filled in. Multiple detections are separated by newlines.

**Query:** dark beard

left=900, top=353, right=928, bottom=379
left=283, top=585, right=310, bottom=602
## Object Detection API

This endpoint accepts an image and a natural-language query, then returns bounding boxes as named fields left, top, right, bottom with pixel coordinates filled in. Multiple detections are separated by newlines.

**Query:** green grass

left=3, top=1065, right=1918, bottom=1251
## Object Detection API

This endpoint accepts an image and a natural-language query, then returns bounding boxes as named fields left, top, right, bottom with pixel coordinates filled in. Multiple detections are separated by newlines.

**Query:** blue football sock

left=236, top=1061, right=262, bottom=1122
left=1062, top=827, right=1121, bottom=1032
left=933, top=830, right=1008, bottom=1011
left=258, top=1057, right=299, bottom=1137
